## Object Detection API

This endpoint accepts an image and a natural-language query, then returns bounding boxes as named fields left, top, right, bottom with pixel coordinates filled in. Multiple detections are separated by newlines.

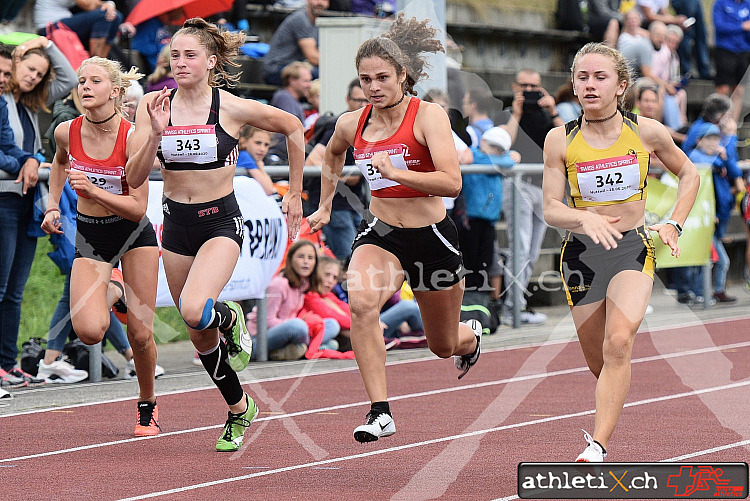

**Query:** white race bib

left=69, top=157, right=126, bottom=195
left=161, top=125, right=219, bottom=164
left=576, top=154, right=641, bottom=203
left=353, top=144, right=408, bottom=191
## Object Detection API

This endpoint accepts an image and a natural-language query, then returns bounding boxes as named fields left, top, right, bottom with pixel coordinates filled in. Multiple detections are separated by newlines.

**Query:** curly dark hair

left=355, top=13, right=444, bottom=96
left=172, top=17, right=245, bottom=88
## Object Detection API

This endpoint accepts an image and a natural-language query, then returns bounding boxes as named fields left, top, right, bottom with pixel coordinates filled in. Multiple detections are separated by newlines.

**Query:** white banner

left=147, top=176, right=286, bottom=307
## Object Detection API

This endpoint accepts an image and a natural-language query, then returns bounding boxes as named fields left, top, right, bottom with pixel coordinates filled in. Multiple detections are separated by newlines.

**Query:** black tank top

left=157, top=87, right=239, bottom=171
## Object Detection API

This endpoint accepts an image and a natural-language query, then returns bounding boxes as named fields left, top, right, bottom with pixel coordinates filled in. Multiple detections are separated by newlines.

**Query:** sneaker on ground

left=192, top=350, right=203, bottom=366
left=712, top=291, right=737, bottom=303
left=124, top=359, right=165, bottom=380
left=520, top=308, right=547, bottom=324
left=575, top=429, right=607, bottom=462
left=319, top=339, right=339, bottom=351
left=353, top=410, right=396, bottom=443
left=134, top=400, right=160, bottom=437
left=110, top=268, right=128, bottom=325
left=383, top=337, right=401, bottom=350
left=216, top=395, right=258, bottom=452
left=0, top=388, right=11, bottom=399
left=224, top=301, right=252, bottom=372
left=37, top=359, right=88, bottom=384
left=7, top=368, right=45, bottom=387
left=0, top=368, right=27, bottom=388
left=269, top=342, right=307, bottom=361
left=454, top=319, right=482, bottom=380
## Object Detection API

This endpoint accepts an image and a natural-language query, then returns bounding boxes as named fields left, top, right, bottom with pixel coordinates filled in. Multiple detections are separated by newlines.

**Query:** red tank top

left=352, top=97, right=435, bottom=198
left=68, top=116, right=131, bottom=198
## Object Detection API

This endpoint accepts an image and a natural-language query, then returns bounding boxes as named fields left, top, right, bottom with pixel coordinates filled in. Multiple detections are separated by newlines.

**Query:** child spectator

left=246, top=240, right=340, bottom=360
left=237, top=125, right=275, bottom=195
left=145, top=45, right=176, bottom=93
left=688, top=123, right=745, bottom=303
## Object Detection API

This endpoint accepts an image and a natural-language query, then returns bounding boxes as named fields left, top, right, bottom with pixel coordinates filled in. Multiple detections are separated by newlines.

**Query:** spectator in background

left=495, top=68, right=559, bottom=325
left=648, top=21, right=686, bottom=129
left=1, top=38, right=76, bottom=387
left=34, top=0, right=123, bottom=58
left=145, top=45, right=176, bottom=93
left=633, top=80, right=685, bottom=145
left=351, top=0, right=396, bottom=17
left=617, top=9, right=655, bottom=79
left=462, top=87, right=495, bottom=147
left=268, top=61, right=312, bottom=163
left=246, top=240, right=340, bottom=360
left=262, top=0, right=329, bottom=85
left=121, top=80, right=143, bottom=122
left=129, top=9, right=179, bottom=74
left=713, top=0, right=750, bottom=123
left=554, top=81, right=582, bottom=122
left=687, top=122, right=744, bottom=304
left=670, top=0, right=712, bottom=79
left=682, top=93, right=732, bottom=154
left=237, top=125, right=275, bottom=195
left=0, top=0, right=28, bottom=31
left=304, top=78, right=367, bottom=260
left=303, top=78, right=320, bottom=133
left=588, top=0, right=623, bottom=48
left=636, top=0, right=688, bottom=28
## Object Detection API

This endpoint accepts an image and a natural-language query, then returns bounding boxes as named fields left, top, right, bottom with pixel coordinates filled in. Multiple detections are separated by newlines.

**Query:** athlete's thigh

left=161, top=248, right=196, bottom=306
left=69, top=257, right=112, bottom=319
left=181, top=236, right=241, bottom=303
left=604, top=270, right=653, bottom=337
left=120, top=246, right=158, bottom=332
left=347, top=244, right=404, bottom=314
left=412, top=280, right=464, bottom=341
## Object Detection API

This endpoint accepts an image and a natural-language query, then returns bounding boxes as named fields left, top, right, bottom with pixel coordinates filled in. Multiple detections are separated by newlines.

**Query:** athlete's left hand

left=370, top=151, right=396, bottom=180
left=282, top=189, right=303, bottom=240
left=649, top=223, right=681, bottom=258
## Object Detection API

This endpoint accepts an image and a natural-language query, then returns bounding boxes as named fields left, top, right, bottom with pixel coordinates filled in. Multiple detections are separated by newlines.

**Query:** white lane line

left=490, top=439, right=750, bottom=501
left=3, top=340, right=750, bottom=463
left=116, top=380, right=750, bottom=501
left=4, top=314, right=745, bottom=417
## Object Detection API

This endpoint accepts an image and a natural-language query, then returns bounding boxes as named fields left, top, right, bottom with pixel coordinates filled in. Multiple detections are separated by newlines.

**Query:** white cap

left=482, top=126, right=511, bottom=152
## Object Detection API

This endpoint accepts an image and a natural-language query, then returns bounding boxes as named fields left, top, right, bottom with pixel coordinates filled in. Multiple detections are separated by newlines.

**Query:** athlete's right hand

left=41, top=210, right=63, bottom=235
left=580, top=212, right=622, bottom=250
left=307, top=208, right=331, bottom=233
left=147, top=87, right=171, bottom=136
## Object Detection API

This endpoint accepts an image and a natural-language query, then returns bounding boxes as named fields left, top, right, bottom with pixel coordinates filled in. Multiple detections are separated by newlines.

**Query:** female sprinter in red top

left=41, top=57, right=161, bottom=437
left=308, top=14, right=482, bottom=443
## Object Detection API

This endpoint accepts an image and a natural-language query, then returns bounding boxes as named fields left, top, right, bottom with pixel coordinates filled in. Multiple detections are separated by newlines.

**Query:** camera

left=522, top=90, right=543, bottom=112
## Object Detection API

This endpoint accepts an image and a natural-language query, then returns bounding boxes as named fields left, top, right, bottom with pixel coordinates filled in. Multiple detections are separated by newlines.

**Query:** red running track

left=2, top=317, right=749, bottom=500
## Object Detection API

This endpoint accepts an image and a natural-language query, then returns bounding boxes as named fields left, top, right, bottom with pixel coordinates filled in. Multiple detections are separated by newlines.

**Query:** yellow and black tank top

left=565, top=111, right=649, bottom=207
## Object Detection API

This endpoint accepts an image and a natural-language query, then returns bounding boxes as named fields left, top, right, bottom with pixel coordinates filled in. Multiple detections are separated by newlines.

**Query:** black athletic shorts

left=560, top=225, right=656, bottom=306
left=75, top=213, right=157, bottom=263
left=351, top=210, right=464, bottom=291
left=715, top=48, right=750, bottom=88
left=161, top=192, right=244, bottom=256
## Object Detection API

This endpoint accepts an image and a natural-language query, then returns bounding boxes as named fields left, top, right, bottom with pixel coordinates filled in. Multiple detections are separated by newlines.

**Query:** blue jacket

left=0, top=97, right=33, bottom=176
left=688, top=148, right=741, bottom=225
left=713, top=0, right=750, bottom=53
left=462, top=148, right=515, bottom=223
left=29, top=182, right=78, bottom=273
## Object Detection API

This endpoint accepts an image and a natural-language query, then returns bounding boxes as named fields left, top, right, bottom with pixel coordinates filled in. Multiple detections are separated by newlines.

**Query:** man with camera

left=495, top=69, right=561, bottom=325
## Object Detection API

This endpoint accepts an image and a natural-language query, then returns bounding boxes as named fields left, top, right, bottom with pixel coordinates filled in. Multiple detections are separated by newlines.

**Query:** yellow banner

left=645, top=169, right=715, bottom=268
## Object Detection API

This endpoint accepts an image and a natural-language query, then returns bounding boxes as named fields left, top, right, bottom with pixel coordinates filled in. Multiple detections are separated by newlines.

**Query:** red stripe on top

left=353, top=97, right=435, bottom=198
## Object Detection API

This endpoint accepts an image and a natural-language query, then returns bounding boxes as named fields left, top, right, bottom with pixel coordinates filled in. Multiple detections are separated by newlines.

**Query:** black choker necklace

left=584, top=109, right=620, bottom=124
left=382, top=93, right=406, bottom=109
left=85, top=111, right=118, bottom=125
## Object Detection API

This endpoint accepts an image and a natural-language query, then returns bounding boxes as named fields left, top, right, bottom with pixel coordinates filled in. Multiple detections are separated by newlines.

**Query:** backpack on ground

left=63, top=339, right=120, bottom=379
left=20, top=338, right=46, bottom=377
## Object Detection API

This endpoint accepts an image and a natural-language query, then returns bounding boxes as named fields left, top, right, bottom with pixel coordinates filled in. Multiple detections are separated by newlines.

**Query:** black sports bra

left=157, top=87, right=239, bottom=171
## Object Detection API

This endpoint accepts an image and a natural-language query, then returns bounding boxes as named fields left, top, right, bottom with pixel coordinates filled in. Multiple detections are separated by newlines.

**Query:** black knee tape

left=198, top=341, right=244, bottom=405
left=214, top=301, right=233, bottom=332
